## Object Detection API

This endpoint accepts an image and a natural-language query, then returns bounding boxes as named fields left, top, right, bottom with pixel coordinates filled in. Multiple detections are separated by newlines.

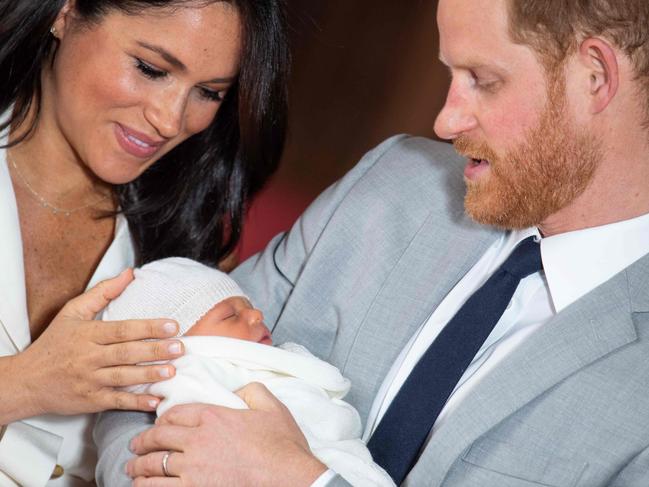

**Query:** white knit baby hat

left=102, top=257, right=248, bottom=336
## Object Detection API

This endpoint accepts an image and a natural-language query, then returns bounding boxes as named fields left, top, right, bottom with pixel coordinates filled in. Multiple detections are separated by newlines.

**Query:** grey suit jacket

left=95, top=136, right=649, bottom=486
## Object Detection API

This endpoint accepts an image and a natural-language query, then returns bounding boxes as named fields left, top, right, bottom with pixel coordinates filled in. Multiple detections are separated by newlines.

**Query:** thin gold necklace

left=7, top=152, right=110, bottom=217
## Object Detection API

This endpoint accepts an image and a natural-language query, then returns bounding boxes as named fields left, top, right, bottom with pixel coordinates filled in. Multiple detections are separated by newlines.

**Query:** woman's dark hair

left=0, top=0, right=289, bottom=266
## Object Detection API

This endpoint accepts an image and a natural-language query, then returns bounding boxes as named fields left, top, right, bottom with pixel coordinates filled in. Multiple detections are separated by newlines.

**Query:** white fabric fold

left=127, top=337, right=394, bottom=487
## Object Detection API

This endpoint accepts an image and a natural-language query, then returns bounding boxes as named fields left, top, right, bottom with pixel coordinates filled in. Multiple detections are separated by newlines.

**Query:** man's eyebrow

left=438, top=54, right=497, bottom=72
left=136, top=40, right=237, bottom=84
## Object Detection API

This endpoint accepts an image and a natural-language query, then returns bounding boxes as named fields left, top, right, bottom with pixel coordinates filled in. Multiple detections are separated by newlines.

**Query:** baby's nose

left=245, top=308, right=264, bottom=325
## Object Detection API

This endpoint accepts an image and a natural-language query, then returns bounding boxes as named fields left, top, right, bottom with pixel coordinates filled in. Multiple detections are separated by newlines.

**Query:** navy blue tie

left=367, top=236, right=543, bottom=484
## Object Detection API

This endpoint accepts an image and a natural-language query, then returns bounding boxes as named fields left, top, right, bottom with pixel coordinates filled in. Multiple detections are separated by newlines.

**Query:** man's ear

left=51, top=0, right=76, bottom=40
left=578, top=37, right=619, bottom=114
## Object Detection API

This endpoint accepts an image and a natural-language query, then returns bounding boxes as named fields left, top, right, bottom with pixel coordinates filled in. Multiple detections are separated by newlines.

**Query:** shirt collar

left=540, top=213, right=649, bottom=313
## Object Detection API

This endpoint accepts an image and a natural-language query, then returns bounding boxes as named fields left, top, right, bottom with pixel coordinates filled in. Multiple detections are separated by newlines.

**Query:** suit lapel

left=410, top=260, right=640, bottom=485
left=342, top=212, right=500, bottom=420
left=0, top=146, right=30, bottom=354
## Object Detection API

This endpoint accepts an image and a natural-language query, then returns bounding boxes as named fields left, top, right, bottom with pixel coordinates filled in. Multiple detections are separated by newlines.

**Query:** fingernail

left=168, top=342, right=182, bottom=354
left=159, top=367, right=171, bottom=378
left=128, top=440, right=135, bottom=453
left=148, top=399, right=159, bottom=408
left=163, top=322, right=177, bottom=335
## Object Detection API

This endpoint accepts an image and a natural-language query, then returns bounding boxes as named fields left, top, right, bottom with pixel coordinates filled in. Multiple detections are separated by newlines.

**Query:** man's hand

left=127, top=382, right=327, bottom=487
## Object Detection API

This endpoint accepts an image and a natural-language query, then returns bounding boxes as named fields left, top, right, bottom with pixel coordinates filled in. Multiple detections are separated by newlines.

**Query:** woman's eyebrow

left=137, top=41, right=187, bottom=70
left=136, top=40, right=236, bottom=84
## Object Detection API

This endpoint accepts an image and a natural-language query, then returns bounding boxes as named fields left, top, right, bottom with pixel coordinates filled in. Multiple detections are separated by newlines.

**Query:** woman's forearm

left=0, top=353, right=40, bottom=425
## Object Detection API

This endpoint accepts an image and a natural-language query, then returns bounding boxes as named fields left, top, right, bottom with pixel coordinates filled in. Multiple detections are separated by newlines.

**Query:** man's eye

left=135, top=58, right=167, bottom=80
left=198, top=87, right=225, bottom=103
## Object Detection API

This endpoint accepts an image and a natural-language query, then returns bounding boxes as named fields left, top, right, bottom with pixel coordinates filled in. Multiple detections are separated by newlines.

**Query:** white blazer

left=0, top=138, right=135, bottom=486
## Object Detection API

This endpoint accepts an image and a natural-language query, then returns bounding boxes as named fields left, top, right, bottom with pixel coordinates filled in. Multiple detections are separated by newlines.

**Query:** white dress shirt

left=0, top=138, right=136, bottom=487
left=315, top=211, right=649, bottom=485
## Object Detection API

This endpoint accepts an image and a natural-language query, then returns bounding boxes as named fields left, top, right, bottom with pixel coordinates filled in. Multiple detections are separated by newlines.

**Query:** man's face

left=434, top=0, right=601, bottom=229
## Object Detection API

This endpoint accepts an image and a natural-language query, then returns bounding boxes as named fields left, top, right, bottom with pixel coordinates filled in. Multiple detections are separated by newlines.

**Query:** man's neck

left=539, top=138, right=649, bottom=236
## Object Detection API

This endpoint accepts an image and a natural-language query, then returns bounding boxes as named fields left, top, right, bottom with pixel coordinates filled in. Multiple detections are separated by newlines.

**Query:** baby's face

left=186, top=296, right=272, bottom=345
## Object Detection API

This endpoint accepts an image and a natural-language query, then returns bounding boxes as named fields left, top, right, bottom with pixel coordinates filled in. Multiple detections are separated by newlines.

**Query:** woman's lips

left=114, top=123, right=165, bottom=159
left=464, top=158, right=490, bottom=181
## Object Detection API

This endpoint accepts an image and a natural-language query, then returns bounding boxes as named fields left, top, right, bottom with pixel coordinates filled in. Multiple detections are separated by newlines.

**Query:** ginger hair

left=507, top=1, right=649, bottom=119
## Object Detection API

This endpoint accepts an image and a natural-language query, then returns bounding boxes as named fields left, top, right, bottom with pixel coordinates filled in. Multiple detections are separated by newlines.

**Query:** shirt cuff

left=310, top=468, right=337, bottom=487
left=0, top=421, right=62, bottom=486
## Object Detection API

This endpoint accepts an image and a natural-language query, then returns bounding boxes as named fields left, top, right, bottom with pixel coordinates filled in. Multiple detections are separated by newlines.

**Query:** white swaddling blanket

left=127, top=337, right=394, bottom=487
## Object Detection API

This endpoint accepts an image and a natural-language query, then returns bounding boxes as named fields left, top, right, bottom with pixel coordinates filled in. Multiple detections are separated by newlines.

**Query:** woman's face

left=45, top=2, right=241, bottom=184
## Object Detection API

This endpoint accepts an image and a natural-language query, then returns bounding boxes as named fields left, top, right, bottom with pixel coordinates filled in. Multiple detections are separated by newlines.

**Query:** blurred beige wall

left=241, top=0, right=450, bottom=257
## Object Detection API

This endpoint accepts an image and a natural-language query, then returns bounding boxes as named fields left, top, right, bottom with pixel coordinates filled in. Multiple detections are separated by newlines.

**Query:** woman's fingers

left=95, top=320, right=179, bottom=345
left=97, top=364, right=175, bottom=387
left=94, top=338, right=183, bottom=368
left=96, top=390, right=160, bottom=413
left=61, top=269, right=134, bottom=320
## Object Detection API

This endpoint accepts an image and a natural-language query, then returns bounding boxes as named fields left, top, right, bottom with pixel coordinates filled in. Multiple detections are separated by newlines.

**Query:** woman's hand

left=126, top=383, right=327, bottom=487
left=1, top=269, right=184, bottom=424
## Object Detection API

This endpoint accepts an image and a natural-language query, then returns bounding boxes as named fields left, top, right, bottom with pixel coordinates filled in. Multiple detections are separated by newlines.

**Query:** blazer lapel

left=410, top=258, right=641, bottom=486
left=342, top=212, right=500, bottom=421
left=0, top=147, right=30, bottom=354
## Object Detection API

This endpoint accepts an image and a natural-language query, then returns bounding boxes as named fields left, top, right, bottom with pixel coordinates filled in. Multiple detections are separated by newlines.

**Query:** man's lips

left=464, top=157, right=490, bottom=180
left=114, top=123, right=166, bottom=159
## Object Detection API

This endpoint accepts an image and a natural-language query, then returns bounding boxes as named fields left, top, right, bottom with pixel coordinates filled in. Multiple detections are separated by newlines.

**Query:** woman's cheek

left=185, top=98, right=220, bottom=135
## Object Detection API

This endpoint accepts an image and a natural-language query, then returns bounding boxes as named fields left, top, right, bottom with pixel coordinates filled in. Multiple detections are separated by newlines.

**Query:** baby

left=103, top=257, right=393, bottom=487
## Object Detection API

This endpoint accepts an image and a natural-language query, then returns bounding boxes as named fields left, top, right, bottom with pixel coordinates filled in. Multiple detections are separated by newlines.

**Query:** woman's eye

left=135, top=58, right=167, bottom=80
left=198, top=87, right=225, bottom=103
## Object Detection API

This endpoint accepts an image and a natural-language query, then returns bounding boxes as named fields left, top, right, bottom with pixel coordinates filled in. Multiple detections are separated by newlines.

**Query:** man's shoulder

left=329, top=135, right=467, bottom=222
left=353, top=134, right=464, bottom=182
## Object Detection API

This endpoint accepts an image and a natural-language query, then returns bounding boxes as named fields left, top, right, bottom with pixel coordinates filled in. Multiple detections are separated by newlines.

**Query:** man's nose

left=144, top=85, right=186, bottom=139
left=434, top=85, right=478, bottom=140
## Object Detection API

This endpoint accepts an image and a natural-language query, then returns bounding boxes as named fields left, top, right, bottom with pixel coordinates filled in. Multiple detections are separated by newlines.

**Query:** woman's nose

left=434, top=86, right=478, bottom=140
left=144, top=86, right=187, bottom=139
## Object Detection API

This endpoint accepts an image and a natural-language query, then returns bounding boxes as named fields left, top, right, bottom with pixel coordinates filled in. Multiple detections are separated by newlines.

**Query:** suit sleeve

left=608, top=445, right=649, bottom=486
left=93, top=410, right=154, bottom=487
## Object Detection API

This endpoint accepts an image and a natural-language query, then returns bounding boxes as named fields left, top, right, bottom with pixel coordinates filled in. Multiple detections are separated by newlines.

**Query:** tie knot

left=500, top=236, right=543, bottom=280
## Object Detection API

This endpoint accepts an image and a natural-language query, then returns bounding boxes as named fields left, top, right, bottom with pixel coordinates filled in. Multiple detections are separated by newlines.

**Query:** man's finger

left=127, top=450, right=184, bottom=479
left=61, top=269, right=134, bottom=320
left=157, top=403, right=215, bottom=427
left=132, top=476, right=179, bottom=487
left=131, top=424, right=191, bottom=454
left=235, top=382, right=284, bottom=412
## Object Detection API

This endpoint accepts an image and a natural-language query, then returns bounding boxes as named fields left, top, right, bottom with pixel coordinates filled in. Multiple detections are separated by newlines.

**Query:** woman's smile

left=114, top=123, right=166, bottom=159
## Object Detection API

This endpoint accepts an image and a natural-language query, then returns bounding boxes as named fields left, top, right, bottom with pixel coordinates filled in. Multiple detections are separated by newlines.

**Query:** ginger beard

left=455, top=73, right=603, bottom=230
